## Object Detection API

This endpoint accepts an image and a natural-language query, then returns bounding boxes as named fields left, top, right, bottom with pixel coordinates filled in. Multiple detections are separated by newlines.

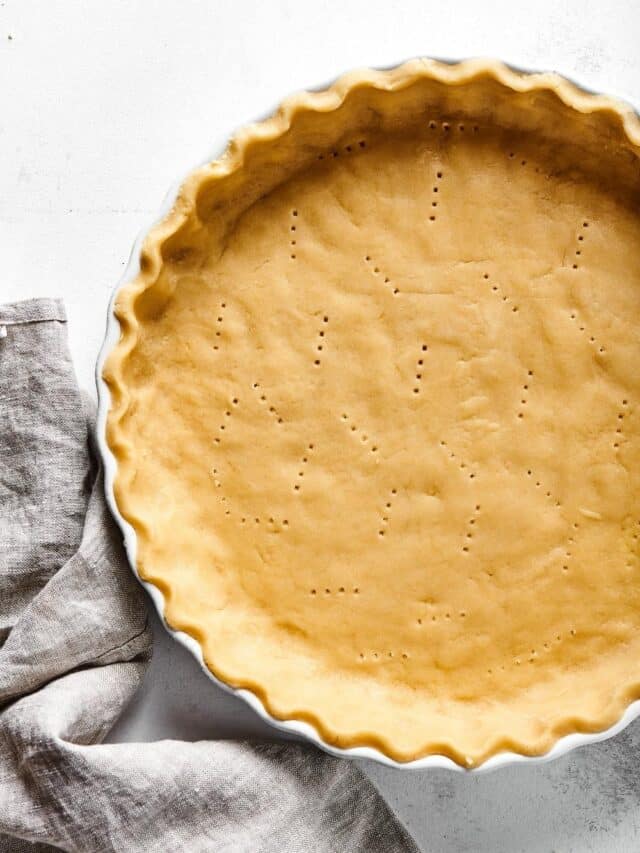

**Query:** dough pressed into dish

left=104, top=60, right=640, bottom=767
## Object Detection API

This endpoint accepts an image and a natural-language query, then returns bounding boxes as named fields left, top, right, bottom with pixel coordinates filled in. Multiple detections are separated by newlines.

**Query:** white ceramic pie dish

left=95, top=58, right=640, bottom=773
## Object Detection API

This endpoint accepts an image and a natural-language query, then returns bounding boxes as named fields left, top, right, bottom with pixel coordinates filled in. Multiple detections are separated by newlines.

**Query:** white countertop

left=3, top=1, right=640, bottom=850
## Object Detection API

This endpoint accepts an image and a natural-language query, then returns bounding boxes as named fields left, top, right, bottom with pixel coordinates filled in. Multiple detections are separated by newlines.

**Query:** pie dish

left=101, top=59, right=640, bottom=769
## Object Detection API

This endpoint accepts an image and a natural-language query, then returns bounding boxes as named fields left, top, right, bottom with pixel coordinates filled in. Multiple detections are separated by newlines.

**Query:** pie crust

left=104, top=59, right=640, bottom=767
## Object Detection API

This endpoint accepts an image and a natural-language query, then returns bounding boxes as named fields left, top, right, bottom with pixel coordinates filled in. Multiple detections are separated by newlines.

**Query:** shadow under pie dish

left=100, top=59, right=640, bottom=769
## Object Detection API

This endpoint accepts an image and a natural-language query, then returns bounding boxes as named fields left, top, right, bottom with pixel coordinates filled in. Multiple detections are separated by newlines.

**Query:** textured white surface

left=2, top=1, right=640, bottom=850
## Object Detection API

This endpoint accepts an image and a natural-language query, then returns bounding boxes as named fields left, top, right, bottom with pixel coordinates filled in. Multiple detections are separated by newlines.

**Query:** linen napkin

left=0, top=298, right=418, bottom=853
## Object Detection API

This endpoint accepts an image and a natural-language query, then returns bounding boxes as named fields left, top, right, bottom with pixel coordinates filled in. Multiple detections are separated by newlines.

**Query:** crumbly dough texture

left=105, top=60, right=640, bottom=766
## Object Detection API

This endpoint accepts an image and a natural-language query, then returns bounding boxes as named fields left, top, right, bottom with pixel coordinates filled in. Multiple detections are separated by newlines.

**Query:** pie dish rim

left=95, top=56, right=640, bottom=772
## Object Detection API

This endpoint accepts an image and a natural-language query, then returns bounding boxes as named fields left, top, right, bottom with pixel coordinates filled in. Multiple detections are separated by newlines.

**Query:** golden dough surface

left=106, top=65, right=640, bottom=766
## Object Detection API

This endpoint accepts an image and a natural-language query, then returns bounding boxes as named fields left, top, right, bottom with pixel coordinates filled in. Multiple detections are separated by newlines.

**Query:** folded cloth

left=0, top=299, right=418, bottom=853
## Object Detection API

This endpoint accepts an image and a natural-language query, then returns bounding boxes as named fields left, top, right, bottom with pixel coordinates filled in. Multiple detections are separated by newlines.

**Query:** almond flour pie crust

left=103, top=59, right=640, bottom=768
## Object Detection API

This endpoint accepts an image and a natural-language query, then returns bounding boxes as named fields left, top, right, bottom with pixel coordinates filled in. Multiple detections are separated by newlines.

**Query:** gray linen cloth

left=0, top=299, right=418, bottom=853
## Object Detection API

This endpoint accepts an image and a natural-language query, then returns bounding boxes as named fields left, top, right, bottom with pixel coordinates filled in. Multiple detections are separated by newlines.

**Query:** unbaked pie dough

left=105, top=60, right=640, bottom=766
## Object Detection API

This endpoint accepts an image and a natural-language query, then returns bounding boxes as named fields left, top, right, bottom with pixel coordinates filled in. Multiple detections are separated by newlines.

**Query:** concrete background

left=2, top=1, right=639, bottom=850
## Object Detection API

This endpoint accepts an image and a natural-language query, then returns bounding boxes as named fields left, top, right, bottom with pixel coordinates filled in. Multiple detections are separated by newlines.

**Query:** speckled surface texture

left=2, top=0, right=640, bottom=849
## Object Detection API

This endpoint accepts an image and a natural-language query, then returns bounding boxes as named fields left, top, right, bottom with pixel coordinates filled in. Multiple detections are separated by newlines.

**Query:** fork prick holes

left=212, top=301, right=227, bottom=349
left=517, top=371, right=532, bottom=421
left=215, top=398, right=240, bottom=444
left=378, top=489, right=399, bottom=538
left=411, top=343, right=429, bottom=396
left=571, top=220, right=590, bottom=270
left=365, top=254, right=399, bottom=296
left=289, top=210, right=299, bottom=258
left=293, top=442, right=316, bottom=494
left=569, top=308, right=607, bottom=354
left=442, top=441, right=477, bottom=481
left=485, top=272, right=519, bottom=312
left=251, top=384, right=284, bottom=424
left=614, top=402, right=628, bottom=450
left=341, top=413, right=382, bottom=459
left=429, top=168, right=444, bottom=221
left=312, top=317, right=330, bottom=366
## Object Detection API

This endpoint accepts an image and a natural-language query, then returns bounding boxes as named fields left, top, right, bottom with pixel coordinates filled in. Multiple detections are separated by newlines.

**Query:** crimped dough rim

left=103, top=58, right=640, bottom=768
